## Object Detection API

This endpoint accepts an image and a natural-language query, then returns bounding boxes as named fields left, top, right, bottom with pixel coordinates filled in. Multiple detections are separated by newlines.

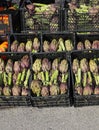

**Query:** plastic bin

left=75, top=33, right=99, bottom=50
left=62, top=0, right=99, bottom=8
left=9, top=33, right=41, bottom=53
left=62, top=9, right=99, bottom=32
left=0, top=52, right=31, bottom=107
left=20, top=8, right=61, bottom=33
left=42, top=32, right=74, bottom=52
left=71, top=50, right=99, bottom=107
left=30, top=52, right=71, bottom=107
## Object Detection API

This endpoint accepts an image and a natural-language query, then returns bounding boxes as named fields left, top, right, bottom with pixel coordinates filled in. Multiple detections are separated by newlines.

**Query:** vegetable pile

left=43, top=38, right=74, bottom=52
left=11, top=37, right=40, bottom=53
left=72, top=58, right=99, bottom=96
left=77, top=39, right=99, bottom=50
left=24, top=3, right=59, bottom=32
left=0, top=55, right=31, bottom=96
left=30, top=57, right=69, bottom=97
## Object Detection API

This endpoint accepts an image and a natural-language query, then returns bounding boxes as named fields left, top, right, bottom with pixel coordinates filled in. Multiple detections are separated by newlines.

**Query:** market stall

left=0, top=0, right=99, bottom=107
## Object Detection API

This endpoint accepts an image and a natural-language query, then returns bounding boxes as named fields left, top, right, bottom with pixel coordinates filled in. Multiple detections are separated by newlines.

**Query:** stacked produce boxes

left=61, top=0, right=99, bottom=32
left=0, top=0, right=98, bottom=108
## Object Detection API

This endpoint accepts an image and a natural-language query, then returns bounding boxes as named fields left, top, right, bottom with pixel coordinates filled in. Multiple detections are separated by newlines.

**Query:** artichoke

left=33, top=37, right=40, bottom=51
left=75, top=86, right=83, bottom=95
left=83, top=85, right=93, bottom=95
left=80, top=58, right=89, bottom=73
left=89, top=60, right=98, bottom=74
left=32, top=59, right=41, bottom=73
left=12, top=85, right=21, bottom=96
left=41, top=86, right=49, bottom=97
left=50, top=39, right=58, bottom=52
left=11, top=40, right=18, bottom=52
left=17, top=43, right=25, bottom=52
left=30, top=80, right=41, bottom=96
left=59, top=59, right=68, bottom=73
left=77, top=42, right=84, bottom=50
left=72, top=59, right=79, bottom=74
left=3, top=86, right=11, bottom=96
left=60, top=83, right=67, bottom=94
left=43, top=40, right=50, bottom=52
left=50, top=84, right=59, bottom=96
left=65, top=39, right=73, bottom=51
left=52, top=58, right=59, bottom=70
left=42, top=58, right=51, bottom=72
left=25, top=39, right=32, bottom=52
left=21, top=55, right=30, bottom=69
left=13, top=61, right=21, bottom=74
left=84, top=40, right=91, bottom=49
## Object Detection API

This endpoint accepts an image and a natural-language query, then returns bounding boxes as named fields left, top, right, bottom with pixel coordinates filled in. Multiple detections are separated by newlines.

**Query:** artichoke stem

left=24, top=69, right=30, bottom=87
left=8, top=73, right=12, bottom=86
left=64, top=73, right=68, bottom=83
left=3, top=72, right=8, bottom=86
left=94, top=74, right=98, bottom=86
left=41, top=71, right=45, bottom=82
left=97, top=75, right=99, bottom=85
left=54, top=79, right=57, bottom=85
left=88, top=71, right=92, bottom=85
left=83, top=73, right=87, bottom=87
left=33, top=73, right=37, bottom=80
left=16, top=73, right=22, bottom=85
left=62, top=74, right=65, bottom=83
left=21, top=69, right=26, bottom=82
left=50, top=70, right=58, bottom=83
left=78, top=68, right=81, bottom=84
left=45, top=71, right=49, bottom=82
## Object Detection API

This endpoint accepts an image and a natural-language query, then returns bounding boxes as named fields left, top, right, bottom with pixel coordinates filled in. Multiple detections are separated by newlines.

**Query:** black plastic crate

left=0, top=14, right=12, bottom=34
left=75, top=33, right=99, bottom=50
left=71, top=50, right=99, bottom=107
left=61, top=0, right=99, bottom=8
left=63, top=9, right=99, bottom=32
left=74, top=95, right=99, bottom=107
left=20, top=8, right=61, bottom=33
left=9, top=33, right=41, bottom=53
left=69, top=0, right=98, bottom=6
left=19, top=0, right=55, bottom=7
left=42, top=32, right=75, bottom=52
left=0, top=10, right=21, bottom=33
left=30, top=52, right=71, bottom=107
left=0, top=52, right=31, bottom=107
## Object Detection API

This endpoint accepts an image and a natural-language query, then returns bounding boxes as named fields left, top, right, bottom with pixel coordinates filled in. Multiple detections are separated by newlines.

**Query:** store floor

left=0, top=106, right=99, bottom=130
